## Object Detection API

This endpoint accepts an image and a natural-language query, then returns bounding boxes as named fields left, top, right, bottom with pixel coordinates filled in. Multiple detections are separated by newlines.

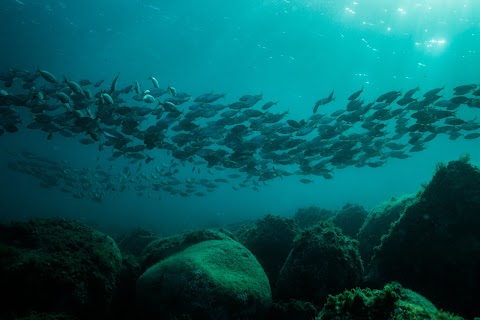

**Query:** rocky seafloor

left=1, top=155, right=480, bottom=320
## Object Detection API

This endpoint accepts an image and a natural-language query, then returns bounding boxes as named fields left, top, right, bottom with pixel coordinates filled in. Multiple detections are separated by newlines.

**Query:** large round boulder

left=136, top=239, right=272, bottom=319
left=140, top=228, right=235, bottom=271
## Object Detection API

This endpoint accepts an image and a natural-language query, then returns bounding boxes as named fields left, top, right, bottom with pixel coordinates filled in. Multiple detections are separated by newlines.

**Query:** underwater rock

left=115, top=227, right=160, bottom=258
left=110, top=255, right=142, bottom=319
left=267, top=299, right=318, bottom=320
left=369, top=157, right=480, bottom=317
left=236, top=214, right=298, bottom=291
left=293, top=205, right=334, bottom=229
left=317, top=282, right=464, bottom=320
left=276, top=221, right=364, bottom=306
left=13, top=312, right=78, bottom=320
left=357, top=194, right=417, bottom=268
left=136, top=239, right=272, bottom=320
left=139, top=228, right=235, bottom=271
left=0, top=218, right=122, bottom=318
left=332, top=203, right=368, bottom=239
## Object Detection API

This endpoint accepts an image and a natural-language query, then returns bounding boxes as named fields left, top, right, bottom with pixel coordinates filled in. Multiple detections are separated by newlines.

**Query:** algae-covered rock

left=317, top=282, right=464, bottom=320
left=0, top=218, right=122, bottom=318
left=136, top=239, right=272, bottom=320
left=268, top=299, right=318, bottom=320
left=370, top=159, right=480, bottom=318
left=332, top=203, right=368, bottom=239
left=276, top=221, right=364, bottom=306
left=139, top=228, right=235, bottom=271
left=115, top=227, right=160, bottom=258
left=236, top=214, right=298, bottom=290
left=110, top=255, right=142, bottom=319
left=12, top=312, right=78, bottom=320
left=293, top=206, right=334, bottom=229
left=357, top=194, right=417, bottom=268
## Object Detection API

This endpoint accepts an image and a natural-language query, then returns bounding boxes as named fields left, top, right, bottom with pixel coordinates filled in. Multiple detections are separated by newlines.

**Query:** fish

left=287, top=119, right=302, bottom=129
left=93, top=79, right=104, bottom=87
left=4, top=64, right=480, bottom=199
left=261, top=101, right=278, bottom=110
left=167, top=85, right=176, bottom=96
left=83, top=89, right=93, bottom=99
left=149, top=76, right=160, bottom=88
left=348, top=86, right=363, bottom=100
left=79, top=138, right=94, bottom=145
left=110, top=73, right=120, bottom=93
left=194, top=92, right=225, bottom=103
left=396, top=97, right=416, bottom=106
left=161, top=101, right=178, bottom=112
left=464, top=133, right=480, bottom=140
left=56, top=92, right=70, bottom=104
left=403, top=86, right=420, bottom=98
left=133, top=80, right=141, bottom=94
left=37, top=67, right=57, bottom=83
left=63, top=76, right=84, bottom=96
left=313, top=89, right=335, bottom=113
left=143, top=94, right=155, bottom=103
left=376, top=90, right=401, bottom=103
left=423, top=86, right=444, bottom=98
left=78, top=79, right=92, bottom=86
left=101, top=93, right=114, bottom=105
left=453, top=84, right=476, bottom=95
left=450, top=96, right=470, bottom=105
left=229, top=101, right=249, bottom=110
left=299, top=178, right=313, bottom=184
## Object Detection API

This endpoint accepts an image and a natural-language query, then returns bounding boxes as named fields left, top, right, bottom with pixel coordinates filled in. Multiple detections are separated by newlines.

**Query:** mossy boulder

left=276, top=221, right=364, bottom=306
left=115, top=227, right=160, bottom=258
left=293, top=206, right=334, bottom=229
left=0, top=218, right=122, bottom=318
left=317, top=282, right=464, bottom=320
left=136, top=239, right=272, bottom=319
left=110, top=255, right=142, bottom=319
left=236, top=214, right=298, bottom=290
left=268, top=299, right=318, bottom=320
left=9, top=312, right=78, bottom=320
left=140, top=228, right=235, bottom=271
left=357, top=194, right=417, bottom=268
left=369, top=159, right=480, bottom=318
left=332, top=203, right=368, bottom=239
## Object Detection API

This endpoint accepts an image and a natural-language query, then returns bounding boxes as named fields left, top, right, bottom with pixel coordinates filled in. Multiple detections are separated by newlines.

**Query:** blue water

left=1, top=0, right=479, bottom=234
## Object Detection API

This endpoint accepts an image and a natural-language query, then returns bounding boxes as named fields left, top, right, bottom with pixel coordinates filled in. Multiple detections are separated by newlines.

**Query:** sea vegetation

left=317, top=282, right=464, bottom=320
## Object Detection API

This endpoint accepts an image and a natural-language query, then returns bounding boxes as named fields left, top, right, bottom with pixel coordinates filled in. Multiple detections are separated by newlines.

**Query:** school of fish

left=1, top=66, right=480, bottom=202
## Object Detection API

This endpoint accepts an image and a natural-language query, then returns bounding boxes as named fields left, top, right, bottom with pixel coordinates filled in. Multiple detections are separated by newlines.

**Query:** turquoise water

left=1, top=0, right=479, bottom=233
